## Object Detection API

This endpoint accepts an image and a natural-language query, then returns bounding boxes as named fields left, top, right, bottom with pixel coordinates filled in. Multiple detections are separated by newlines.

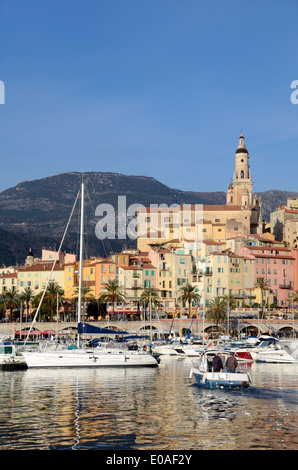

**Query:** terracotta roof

left=245, top=246, right=291, bottom=252
left=18, top=263, right=64, bottom=272
left=0, top=273, right=17, bottom=278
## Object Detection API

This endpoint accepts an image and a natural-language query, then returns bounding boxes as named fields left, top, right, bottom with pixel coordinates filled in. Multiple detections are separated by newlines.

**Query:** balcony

left=279, top=283, right=293, bottom=289
left=198, top=269, right=212, bottom=275
left=158, top=262, right=169, bottom=270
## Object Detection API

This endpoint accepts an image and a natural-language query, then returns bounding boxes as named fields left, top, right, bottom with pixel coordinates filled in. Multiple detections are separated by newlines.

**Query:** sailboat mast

left=77, top=182, right=84, bottom=348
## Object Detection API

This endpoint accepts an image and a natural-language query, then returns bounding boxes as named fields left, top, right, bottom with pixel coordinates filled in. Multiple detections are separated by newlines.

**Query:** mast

left=77, top=182, right=84, bottom=348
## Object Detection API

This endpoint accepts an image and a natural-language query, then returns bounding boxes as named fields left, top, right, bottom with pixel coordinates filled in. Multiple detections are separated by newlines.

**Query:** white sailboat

left=22, top=183, right=158, bottom=368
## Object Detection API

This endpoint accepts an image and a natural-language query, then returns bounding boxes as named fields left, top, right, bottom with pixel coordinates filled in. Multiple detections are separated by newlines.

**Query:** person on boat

left=225, top=352, right=238, bottom=373
left=212, top=353, right=223, bottom=372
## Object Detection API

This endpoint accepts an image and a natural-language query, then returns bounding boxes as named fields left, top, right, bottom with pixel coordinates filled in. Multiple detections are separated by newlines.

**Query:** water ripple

left=0, top=360, right=297, bottom=450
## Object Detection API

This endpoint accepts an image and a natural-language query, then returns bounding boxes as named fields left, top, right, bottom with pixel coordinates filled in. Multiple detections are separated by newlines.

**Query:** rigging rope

left=24, top=188, right=81, bottom=345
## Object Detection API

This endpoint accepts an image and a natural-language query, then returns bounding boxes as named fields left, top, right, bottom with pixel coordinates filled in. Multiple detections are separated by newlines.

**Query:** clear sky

left=1, top=0, right=298, bottom=195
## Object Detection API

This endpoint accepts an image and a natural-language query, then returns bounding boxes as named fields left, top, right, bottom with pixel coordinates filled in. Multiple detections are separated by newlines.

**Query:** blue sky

left=1, top=0, right=298, bottom=195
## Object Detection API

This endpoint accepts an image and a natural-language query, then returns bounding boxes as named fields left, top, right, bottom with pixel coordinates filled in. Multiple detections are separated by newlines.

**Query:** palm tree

left=72, top=285, right=96, bottom=320
left=0, top=288, right=20, bottom=322
left=291, top=290, right=298, bottom=305
left=255, top=277, right=270, bottom=318
left=43, top=282, right=64, bottom=321
left=222, top=294, right=236, bottom=312
left=99, top=279, right=125, bottom=317
left=140, top=288, right=161, bottom=319
left=19, top=287, right=35, bottom=321
left=206, top=296, right=227, bottom=331
left=178, top=282, right=201, bottom=318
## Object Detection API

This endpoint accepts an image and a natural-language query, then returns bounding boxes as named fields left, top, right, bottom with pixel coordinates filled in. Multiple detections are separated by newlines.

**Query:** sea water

left=0, top=357, right=297, bottom=450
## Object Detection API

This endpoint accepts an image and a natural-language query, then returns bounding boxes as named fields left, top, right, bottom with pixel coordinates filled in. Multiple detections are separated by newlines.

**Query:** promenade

left=0, top=318, right=296, bottom=337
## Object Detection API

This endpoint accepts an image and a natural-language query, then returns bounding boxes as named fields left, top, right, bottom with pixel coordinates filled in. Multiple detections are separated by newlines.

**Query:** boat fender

left=189, top=368, right=193, bottom=379
left=202, top=373, right=207, bottom=384
left=143, top=345, right=147, bottom=351
left=248, top=373, right=252, bottom=383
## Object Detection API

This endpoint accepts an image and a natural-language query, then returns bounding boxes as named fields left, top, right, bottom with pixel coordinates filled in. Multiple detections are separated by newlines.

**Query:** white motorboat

left=22, top=183, right=159, bottom=369
left=189, top=350, right=252, bottom=389
left=278, top=339, right=298, bottom=360
left=249, top=337, right=297, bottom=363
left=0, top=342, right=27, bottom=370
left=174, top=344, right=206, bottom=357
left=151, top=343, right=182, bottom=356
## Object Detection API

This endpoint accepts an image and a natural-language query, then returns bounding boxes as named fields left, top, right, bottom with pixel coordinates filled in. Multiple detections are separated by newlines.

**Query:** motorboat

left=278, top=338, right=298, bottom=360
left=0, top=342, right=28, bottom=370
left=189, top=350, right=252, bottom=389
left=173, top=344, right=206, bottom=357
left=248, top=337, right=297, bottom=363
left=151, top=342, right=182, bottom=356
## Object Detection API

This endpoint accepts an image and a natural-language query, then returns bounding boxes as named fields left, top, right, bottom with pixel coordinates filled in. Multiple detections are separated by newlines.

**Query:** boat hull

left=251, top=351, right=297, bottom=363
left=192, top=369, right=251, bottom=389
left=22, top=349, right=159, bottom=368
left=0, top=357, right=28, bottom=370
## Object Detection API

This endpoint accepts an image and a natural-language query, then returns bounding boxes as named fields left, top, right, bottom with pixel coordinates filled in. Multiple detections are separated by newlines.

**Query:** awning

left=15, top=329, right=41, bottom=336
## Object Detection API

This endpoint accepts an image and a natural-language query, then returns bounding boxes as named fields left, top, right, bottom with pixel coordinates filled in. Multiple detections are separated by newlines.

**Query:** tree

left=72, top=285, right=96, bottom=320
left=140, top=288, right=161, bottom=319
left=255, top=277, right=270, bottom=318
left=291, top=290, right=298, bottom=305
left=178, top=282, right=201, bottom=318
left=43, top=282, right=64, bottom=321
left=222, top=294, right=236, bottom=312
left=0, top=288, right=20, bottom=322
left=206, top=296, right=227, bottom=331
left=99, top=279, right=125, bottom=317
left=19, top=287, right=35, bottom=320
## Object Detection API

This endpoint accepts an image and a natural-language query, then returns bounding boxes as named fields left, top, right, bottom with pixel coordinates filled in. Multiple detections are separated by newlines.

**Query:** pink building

left=239, top=245, right=295, bottom=307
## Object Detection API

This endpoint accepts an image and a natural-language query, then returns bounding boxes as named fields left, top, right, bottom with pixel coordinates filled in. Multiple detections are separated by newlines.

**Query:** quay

left=0, top=318, right=297, bottom=338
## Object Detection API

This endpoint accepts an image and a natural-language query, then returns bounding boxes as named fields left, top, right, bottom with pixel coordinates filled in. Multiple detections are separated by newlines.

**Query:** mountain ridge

left=0, top=171, right=296, bottom=266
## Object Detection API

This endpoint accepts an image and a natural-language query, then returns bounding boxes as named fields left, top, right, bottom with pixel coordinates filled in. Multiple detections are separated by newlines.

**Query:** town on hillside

left=0, top=134, right=298, bottom=325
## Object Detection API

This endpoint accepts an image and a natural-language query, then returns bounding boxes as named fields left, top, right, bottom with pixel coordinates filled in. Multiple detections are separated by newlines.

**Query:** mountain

left=0, top=172, right=296, bottom=266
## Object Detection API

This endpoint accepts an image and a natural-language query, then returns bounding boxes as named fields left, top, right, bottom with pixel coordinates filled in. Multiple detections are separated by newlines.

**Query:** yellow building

left=137, top=134, right=263, bottom=253
left=64, top=259, right=98, bottom=300
left=17, top=262, right=65, bottom=295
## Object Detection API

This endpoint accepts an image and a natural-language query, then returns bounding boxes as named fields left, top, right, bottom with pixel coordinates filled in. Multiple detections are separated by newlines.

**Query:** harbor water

left=0, top=357, right=297, bottom=451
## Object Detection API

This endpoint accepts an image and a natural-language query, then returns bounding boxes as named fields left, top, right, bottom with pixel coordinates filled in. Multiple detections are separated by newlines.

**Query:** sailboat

left=22, top=183, right=159, bottom=368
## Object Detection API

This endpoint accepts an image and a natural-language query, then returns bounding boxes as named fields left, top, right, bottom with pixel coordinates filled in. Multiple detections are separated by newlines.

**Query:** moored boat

left=0, top=342, right=28, bottom=370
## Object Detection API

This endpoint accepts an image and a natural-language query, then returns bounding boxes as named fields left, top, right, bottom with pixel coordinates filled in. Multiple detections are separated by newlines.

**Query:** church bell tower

left=226, top=133, right=253, bottom=207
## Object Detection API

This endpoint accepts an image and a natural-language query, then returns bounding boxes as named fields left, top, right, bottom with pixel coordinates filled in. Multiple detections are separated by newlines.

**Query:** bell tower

left=226, top=133, right=253, bottom=206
